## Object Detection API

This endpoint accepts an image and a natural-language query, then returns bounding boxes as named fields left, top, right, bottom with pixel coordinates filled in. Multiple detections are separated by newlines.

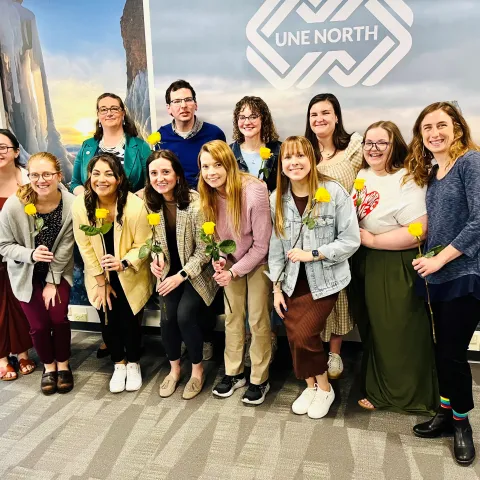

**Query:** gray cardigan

left=0, top=189, right=75, bottom=302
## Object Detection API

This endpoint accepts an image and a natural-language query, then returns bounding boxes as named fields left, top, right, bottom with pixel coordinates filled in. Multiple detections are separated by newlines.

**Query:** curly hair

left=405, top=102, right=480, bottom=187
left=93, top=93, right=138, bottom=141
left=304, top=93, right=352, bottom=163
left=83, top=153, right=130, bottom=226
left=232, top=96, right=279, bottom=144
left=361, top=121, right=407, bottom=173
left=144, top=150, right=191, bottom=212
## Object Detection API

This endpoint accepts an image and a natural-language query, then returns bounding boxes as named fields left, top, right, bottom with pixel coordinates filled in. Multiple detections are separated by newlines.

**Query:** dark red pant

left=20, top=277, right=71, bottom=364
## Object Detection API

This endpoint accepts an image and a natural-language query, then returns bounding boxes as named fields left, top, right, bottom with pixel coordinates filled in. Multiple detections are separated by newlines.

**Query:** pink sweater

left=215, top=178, right=272, bottom=277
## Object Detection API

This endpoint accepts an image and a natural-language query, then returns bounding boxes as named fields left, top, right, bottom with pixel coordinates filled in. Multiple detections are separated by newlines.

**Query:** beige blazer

left=72, top=192, right=153, bottom=315
left=154, top=191, right=218, bottom=306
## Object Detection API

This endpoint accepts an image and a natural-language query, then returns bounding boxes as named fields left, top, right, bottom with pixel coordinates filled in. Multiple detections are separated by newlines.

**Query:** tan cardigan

left=72, top=192, right=153, bottom=315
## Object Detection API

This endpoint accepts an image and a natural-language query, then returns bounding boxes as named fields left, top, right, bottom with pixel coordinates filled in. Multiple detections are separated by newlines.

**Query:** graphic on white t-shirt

left=353, top=186, right=380, bottom=221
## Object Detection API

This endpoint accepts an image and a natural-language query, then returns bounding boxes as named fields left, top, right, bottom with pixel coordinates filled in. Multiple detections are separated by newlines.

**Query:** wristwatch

left=121, top=259, right=129, bottom=271
left=179, top=269, right=188, bottom=280
left=312, top=250, right=320, bottom=261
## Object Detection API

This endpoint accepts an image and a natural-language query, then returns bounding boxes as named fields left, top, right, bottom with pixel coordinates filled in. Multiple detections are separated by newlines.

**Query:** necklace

left=99, top=134, right=126, bottom=158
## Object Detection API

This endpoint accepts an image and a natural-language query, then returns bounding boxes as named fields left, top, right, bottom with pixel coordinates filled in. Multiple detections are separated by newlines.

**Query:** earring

left=99, top=123, right=102, bottom=129
left=422, top=145, right=428, bottom=157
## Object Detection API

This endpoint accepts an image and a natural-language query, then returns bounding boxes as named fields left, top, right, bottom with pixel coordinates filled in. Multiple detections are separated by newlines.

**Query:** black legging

left=162, top=280, right=205, bottom=364
left=433, top=295, right=480, bottom=413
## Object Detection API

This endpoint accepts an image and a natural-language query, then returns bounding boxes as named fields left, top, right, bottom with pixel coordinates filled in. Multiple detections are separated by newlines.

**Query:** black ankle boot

left=413, top=408, right=453, bottom=438
left=454, top=419, right=476, bottom=466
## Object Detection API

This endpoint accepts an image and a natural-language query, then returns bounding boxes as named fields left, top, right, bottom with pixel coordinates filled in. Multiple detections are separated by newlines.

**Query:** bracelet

left=273, top=290, right=282, bottom=294
left=228, top=270, right=234, bottom=278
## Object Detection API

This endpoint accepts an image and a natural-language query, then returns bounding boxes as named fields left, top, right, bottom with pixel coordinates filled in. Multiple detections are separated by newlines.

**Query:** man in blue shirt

left=157, top=80, right=226, bottom=189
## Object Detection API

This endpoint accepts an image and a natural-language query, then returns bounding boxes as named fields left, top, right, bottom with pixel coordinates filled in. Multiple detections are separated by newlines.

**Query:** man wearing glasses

left=157, top=80, right=226, bottom=189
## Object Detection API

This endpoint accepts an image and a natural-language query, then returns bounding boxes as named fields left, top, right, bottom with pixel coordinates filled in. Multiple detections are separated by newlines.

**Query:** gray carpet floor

left=1, top=331, right=480, bottom=480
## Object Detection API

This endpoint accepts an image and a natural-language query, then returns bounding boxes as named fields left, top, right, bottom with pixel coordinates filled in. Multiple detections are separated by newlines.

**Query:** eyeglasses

left=28, top=172, right=59, bottom=181
left=98, top=106, right=123, bottom=115
left=0, top=144, right=16, bottom=154
left=169, top=97, right=195, bottom=106
left=238, top=114, right=260, bottom=123
left=362, top=141, right=391, bottom=151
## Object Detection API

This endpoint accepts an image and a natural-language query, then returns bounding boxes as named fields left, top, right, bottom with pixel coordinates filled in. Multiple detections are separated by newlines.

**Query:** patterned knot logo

left=246, top=0, right=414, bottom=90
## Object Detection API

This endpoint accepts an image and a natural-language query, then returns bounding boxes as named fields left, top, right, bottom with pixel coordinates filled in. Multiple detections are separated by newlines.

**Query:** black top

left=102, top=226, right=121, bottom=289
left=292, top=191, right=308, bottom=283
left=163, top=202, right=182, bottom=276
left=34, top=199, right=63, bottom=275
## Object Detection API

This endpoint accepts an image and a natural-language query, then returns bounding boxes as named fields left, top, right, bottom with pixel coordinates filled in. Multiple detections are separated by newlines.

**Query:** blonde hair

left=274, top=136, right=328, bottom=237
left=197, top=140, right=260, bottom=239
left=17, top=152, right=62, bottom=205
left=405, top=102, right=479, bottom=187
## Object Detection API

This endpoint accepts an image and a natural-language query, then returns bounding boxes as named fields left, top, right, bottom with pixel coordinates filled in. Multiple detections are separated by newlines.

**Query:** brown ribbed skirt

left=283, top=279, right=338, bottom=379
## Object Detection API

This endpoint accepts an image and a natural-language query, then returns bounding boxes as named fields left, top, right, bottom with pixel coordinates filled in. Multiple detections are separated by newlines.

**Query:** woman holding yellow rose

left=304, top=93, right=363, bottom=380
left=267, top=136, right=359, bottom=419
left=0, top=152, right=75, bottom=395
left=348, top=121, right=437, bottom=415
left=405, top=103, right=480, bottom=466
left=199, top=140, right=273, bottom=406
left=72, top=153, right=152, bottom=394
left=145, top=150, right=217, bottom=400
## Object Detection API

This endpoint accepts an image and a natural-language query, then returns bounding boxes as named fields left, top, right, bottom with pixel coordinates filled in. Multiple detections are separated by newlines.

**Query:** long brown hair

left=405, top=102, right=479, bottom=187
left=84, top=153, right=130, bottom=226
left=144, top=150, right=191, bottom=212
left=197, top=140, right=259, bottom=239
left=274, top=136, right=328, bottom=237
left=232, top=96, right=279, bottom=144
left=304, top=93, right=352, bottom=163
left=93, top=92, right=138, bottom=141
left=16, top=152, right=62, bottom=205
left=361, top=121, right=407, bottom=173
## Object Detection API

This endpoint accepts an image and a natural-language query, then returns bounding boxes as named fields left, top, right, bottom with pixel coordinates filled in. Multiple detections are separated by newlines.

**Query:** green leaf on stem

left=205, top=244, right=214, bottom=255
left=99, top=222, right=113, bottom=235
left=200, top=232, right=211, bottom=244
left=424, top=245, right=445, bottom=258
left=304, top=217, right=316, bottom=230
left=79, top=224, right=100, bottom=236
left=146, top=237, right=153, bottom=247
left=151, top=244, right=163, bottom=254
left=35, top=217, right=44, bottom=231
left=219, top=239, right=236, bottom=254
left=138, top=244, right=150, bottom=259
left=212, top=248, right=220, bottom=262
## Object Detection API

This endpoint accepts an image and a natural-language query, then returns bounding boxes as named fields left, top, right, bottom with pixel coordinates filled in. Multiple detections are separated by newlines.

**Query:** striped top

left=215, top=177, right=272, bottom=277
left=317, top=132, right=363, bottom=192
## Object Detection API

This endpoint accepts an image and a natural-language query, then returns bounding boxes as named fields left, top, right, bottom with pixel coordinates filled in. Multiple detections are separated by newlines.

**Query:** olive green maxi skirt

left=349, top=246, right=438, bottom=415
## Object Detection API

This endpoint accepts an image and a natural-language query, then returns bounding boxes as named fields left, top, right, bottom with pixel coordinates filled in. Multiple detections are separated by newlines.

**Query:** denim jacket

left=266, top=181, right=360, bottom=300
left=230, top=140, right=281, bottom=193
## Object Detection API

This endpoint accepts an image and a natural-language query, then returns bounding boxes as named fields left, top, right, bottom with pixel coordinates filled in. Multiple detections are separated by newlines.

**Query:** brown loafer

left=41, top=370, right=57, bottom=395
left=57, top=366, right=74, bottom=394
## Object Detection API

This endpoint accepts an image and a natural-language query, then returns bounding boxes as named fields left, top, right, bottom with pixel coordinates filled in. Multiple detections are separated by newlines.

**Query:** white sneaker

left=203, top=342, right=214, bottom=361
left=292, top=386, right=317, bottom=415
left=327, top=352, right=343, bottom=379
left=126, top=363, right=142, bottom=391
left=109, top=363, right=127, bottom=393
left=307, top=383, right=335, bottom=419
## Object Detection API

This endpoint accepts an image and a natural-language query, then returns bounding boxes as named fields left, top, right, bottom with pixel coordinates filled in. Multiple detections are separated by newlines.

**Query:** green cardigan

left=70, top=135, right=152, bottom=192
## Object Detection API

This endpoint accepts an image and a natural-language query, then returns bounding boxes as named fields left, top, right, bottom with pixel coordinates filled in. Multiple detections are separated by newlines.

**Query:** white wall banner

left=146, top=0, right=479, bottom=141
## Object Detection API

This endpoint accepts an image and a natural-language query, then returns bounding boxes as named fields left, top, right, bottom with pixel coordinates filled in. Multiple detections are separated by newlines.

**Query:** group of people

left=0, top=78, right=479, bottom=466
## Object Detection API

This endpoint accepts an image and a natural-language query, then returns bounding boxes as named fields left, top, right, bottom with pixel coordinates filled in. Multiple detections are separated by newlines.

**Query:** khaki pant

left=223, top=264, right=272, bottom=385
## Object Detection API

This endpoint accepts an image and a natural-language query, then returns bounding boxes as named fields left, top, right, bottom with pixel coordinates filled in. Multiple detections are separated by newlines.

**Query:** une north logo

left=246, top=0, right=414, bottom=90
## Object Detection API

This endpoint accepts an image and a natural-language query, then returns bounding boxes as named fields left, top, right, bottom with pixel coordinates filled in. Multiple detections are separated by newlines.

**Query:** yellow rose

left=24, top=203, right=37, bottom=216
left=147, top=132, right=161, bottom=146
left=408, top=223, right=423, bottom=238
left=354, top=178, right=365, bottom=191
left=314, top=187, right=331, bottom=203
left=95, top=208, right=109, bottom=220
left=147, top=213, right=161, bottom=226
left=202, top=221, right=216, bottom=235
left=259, top=147, right=272, bottom=160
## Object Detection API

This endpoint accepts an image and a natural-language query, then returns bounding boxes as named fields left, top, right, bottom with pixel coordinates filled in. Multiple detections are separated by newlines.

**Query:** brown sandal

left=0, top=363, right=18, bottom=381
left=18, top=358, right=36, bottom=376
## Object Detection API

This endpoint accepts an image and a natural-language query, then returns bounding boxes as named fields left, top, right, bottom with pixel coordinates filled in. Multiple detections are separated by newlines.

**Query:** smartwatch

left=312, top=250, right=320, bottom=261
left=121, top=259, right=129, bottom=271
left=179, top=269, right=188, bottom=280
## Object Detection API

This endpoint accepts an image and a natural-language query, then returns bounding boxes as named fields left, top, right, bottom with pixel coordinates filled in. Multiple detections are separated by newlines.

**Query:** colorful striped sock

left=440, top=396, right=451, bottom=409
left=452, top=410, right=468, bottom=421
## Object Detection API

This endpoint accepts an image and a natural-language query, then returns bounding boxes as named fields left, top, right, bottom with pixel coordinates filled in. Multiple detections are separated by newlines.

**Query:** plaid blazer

left=153, top=190, right=218, bottom=306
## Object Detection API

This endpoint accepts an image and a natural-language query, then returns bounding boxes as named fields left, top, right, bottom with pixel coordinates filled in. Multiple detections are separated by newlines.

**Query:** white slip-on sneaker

left=292, top=386, right=317, bottom=415
left=327, top=352, right=344, bottom=379
left=109, top=363, right=127, bottom=393
left=307, top=383, right=335, bottom=419
left=126, top=362, right=142, bottom=392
